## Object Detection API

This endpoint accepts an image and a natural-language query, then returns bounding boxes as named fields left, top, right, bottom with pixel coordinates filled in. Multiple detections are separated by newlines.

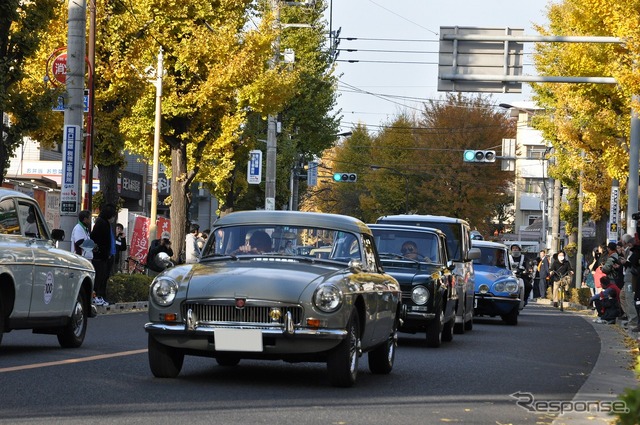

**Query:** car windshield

left=377, top=219, right=462, bottom=261
left=474, top=246, right=509, bottom=268
left=203, top=225, right=361, bottom=263
left=371, top=229, right=441, bottom=263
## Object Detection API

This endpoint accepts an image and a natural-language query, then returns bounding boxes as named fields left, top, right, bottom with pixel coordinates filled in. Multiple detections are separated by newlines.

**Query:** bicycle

left=555, top=273, right=572, bottom=312
left=126, top=256, right=147, bottom=275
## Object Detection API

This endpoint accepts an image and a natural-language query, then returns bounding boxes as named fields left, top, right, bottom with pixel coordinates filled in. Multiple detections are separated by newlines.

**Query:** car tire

left=441, top=314, right=454, bottom=343
left=216, top=354, right=240, bottom=367
left=368, top=318, right=397, bottom=374
left=426, top=306, right=443, bottom=348
left=502, top=308, right=518, bottom=326
left=0, top=296, right=4, bottom=347
left=148, top=334, right=184, bottom=378
left=327, top=308, right=360, bottom=387
left=57, top=291, right=88, bottom=348
left=464, top=314, right=474, bottom=331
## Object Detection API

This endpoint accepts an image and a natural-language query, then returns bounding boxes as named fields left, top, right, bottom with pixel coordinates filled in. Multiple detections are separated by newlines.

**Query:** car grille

left=182, top=302, right=303, bottom=325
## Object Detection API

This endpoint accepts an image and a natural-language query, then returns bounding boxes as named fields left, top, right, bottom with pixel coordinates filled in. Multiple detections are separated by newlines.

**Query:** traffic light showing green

left=333, top=173, right=358, bottom=182
left=463, top=150, right=496, bottom=163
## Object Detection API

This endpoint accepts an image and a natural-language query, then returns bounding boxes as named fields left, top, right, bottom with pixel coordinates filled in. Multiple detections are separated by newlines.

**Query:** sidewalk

left=532, top=299, right=639, bottom=425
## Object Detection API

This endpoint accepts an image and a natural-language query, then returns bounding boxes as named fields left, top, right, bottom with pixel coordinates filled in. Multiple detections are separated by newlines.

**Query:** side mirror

left=51, top=229, right=65, bottom=241
left=467, top=247, right=481, bottom=261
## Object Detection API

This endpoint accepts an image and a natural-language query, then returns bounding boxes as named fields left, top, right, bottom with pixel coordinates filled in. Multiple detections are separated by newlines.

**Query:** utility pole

left=265, top=0, right=280, bottom=211
left=627, top=95, right=640, bottom=235
left=576, top=150, right=585, bottom=289
left=551, top=178, right=562, bottom=253
left=83, top=0, right=96, bottom=212
left=60, top=0, right=87, bottom=251
left=149, top=47, right=163, bottom=247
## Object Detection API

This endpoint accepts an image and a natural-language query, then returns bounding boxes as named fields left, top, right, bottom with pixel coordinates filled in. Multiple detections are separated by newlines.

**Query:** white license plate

left=214, top=329, right=263, bottom=352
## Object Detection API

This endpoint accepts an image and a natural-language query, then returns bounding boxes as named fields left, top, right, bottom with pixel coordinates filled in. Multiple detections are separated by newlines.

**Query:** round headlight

left=313, top=284, right=343, bottom=313
left=150, top=277, right=179, bottom=306
left=493, top=282, right=506, bottom=293
left=412, top=286, right=430, bottom=305
left=505, top=281, right=519, bottom=293
left=478, top=284, right=489, bottom=294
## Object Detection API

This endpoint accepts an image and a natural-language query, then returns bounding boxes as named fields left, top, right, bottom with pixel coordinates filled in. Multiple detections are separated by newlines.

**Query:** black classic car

left=376, top=214, right=479, bottom=334
left=145, top=211, right=402, bottom=387
left=369, top=224, right=456, bottom=347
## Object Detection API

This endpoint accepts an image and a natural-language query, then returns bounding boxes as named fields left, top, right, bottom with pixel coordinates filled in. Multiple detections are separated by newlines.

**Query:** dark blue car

left=472, top=240, right=525, bottom=325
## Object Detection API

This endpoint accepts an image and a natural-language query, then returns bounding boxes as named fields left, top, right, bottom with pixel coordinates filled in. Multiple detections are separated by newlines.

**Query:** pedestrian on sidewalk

left=537, top=249, right=550, bottom=299
left=90, top=203, right=117, bottom=306
left=185, top=223, right=201, bottom=264
left=113, top=222, right=127, bottom=274
left=590, top=276, right=621, bottom=324
left=147, top=231, right=174, bottom=277
left=71, top=210, right=93, bottom=260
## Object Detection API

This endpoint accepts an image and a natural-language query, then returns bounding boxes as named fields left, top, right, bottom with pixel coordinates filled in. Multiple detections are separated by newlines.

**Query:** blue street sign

left=247, top=150, right=262, bottom=184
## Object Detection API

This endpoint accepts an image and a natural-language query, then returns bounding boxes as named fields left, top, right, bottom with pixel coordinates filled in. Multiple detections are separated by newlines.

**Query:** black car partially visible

left=369, top=224, right=457, bottom=348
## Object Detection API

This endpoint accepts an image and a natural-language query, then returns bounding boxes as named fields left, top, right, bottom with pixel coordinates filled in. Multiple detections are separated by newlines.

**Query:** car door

left=17, top=200, right=68, bottom=318
left=0, top=198, right=34, bottom=319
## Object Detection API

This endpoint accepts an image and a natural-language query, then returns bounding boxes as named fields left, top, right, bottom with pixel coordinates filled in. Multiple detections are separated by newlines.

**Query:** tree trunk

left=98, top=164, right=120, bottom=209
left=169, top=146, right=190, bottom=263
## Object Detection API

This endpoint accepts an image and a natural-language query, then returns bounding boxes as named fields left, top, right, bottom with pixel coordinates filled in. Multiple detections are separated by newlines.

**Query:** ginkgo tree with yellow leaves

left=531, top=0, right=640, bottom=244
left=112, top=0, right=300, bottom=258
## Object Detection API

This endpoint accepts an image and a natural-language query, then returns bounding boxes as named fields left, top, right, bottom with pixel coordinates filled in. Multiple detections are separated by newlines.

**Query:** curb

left=95, top=301, right=149, bottom=314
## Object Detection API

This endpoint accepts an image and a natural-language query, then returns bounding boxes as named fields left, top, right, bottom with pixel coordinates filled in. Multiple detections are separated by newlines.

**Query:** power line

left=366, top=0, right=439, bottom=36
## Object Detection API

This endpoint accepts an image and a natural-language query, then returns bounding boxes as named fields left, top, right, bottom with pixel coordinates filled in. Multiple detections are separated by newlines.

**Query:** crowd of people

left=505, top=237, right=639, bottom=332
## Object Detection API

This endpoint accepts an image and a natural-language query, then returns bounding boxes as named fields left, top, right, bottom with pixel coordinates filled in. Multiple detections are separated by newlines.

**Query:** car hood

left=380, top=262, right=442, bottom=286
left=473, top=264, right=516, bottom=288
left=179, top=259, right=348, bottom=302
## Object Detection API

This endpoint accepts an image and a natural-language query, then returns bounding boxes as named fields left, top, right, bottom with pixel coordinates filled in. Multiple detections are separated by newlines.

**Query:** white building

left=502, top=102, right=552, bottom=250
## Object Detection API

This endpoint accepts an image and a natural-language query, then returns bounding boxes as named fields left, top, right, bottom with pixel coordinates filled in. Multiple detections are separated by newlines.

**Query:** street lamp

left=370, top=165, right=409, bottom=214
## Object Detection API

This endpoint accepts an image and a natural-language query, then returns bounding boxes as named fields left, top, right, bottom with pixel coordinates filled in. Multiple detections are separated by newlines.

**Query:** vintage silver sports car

left=145, top=210, right=402, bottom=387
left=0, top=189, right=96, bottom=348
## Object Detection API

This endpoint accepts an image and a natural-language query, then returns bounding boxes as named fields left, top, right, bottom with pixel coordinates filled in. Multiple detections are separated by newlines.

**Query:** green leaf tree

left=0, top=0, right=59, bottom=184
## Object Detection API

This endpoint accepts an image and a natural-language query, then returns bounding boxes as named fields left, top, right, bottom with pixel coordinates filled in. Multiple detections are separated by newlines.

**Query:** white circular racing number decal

left=44, top=272, right=54, bottom=304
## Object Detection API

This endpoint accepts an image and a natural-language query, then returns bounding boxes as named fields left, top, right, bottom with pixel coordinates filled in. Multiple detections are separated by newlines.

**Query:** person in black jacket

left=147, top=231, right=174, bottom=277
left=549, top=250, right=574, bottom=308
left=90, top=203, right=117, bottom=306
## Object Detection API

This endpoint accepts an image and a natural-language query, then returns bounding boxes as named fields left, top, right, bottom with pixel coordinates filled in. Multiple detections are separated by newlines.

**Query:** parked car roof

left=377, top=214, right=470, bottom=226
left=215, top=210, right=371, bottom=235
left=0, top=188, right=39, bottom=202
left=472, top=240, right=508, bottom=249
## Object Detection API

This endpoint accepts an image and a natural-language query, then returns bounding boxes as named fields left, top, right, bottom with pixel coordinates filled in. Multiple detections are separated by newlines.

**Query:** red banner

left=129, top=216, right=150, bottom=263
left=128, top=216, right=172, bottom=266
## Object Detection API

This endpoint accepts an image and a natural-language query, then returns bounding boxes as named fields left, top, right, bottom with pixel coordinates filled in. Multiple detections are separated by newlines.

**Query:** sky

left=324, top=0, right=551, bottom=133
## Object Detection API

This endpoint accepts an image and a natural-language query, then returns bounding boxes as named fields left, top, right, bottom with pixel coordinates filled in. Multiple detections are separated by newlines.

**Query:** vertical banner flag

left=608, top=184, right=619, bottom=242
